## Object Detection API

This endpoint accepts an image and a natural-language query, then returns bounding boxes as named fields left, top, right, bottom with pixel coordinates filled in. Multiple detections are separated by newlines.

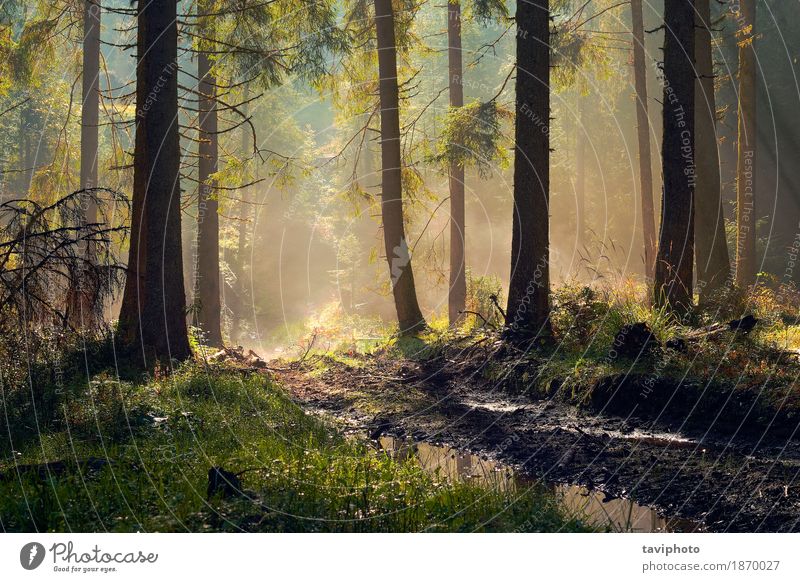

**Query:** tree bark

left=80, top=0, right=100, bottom=214
left=447, top=0, right=466, bottom=326
left=654, top=0, right=695, bottom=316
left=118, top=0, right=191, bottom=364
left=374, top=0, right=426, bottom=334
left=505, top=0, right=551, bottom=338
left=694, top=0, right=731, bottom=299
left=69, top=0, right=102, bottom=328
left=576, top=95, right=585, bottom=251
left=630, top=0, right=656, bottom=280
left=734, top=0, right=757, bottom=287
left=193, top=15, right=223, bottom=348
left=117, top=0, right=148, bottom=343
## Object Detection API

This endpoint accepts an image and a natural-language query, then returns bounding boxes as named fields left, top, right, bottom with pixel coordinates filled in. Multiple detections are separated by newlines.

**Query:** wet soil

left=377, top=435, right=697, bottom=532
left=275, top=350, right=800, bottom=533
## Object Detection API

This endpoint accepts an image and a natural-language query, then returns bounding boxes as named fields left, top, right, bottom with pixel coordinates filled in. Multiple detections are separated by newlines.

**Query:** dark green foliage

left=213, top=0, right=349, bottom=86
left=469, top=0, right=509, bottom=25
left=3, top=9, right=59, bottom=85
left=430, top=101, right=509, bottom=177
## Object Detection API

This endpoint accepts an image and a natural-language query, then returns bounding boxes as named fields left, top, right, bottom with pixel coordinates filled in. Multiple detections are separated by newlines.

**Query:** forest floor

left=0, top=363, right=591, bottom=533
left=5, top=285, right=800, bottom=532
left=274, top=331, right=800, bottom=533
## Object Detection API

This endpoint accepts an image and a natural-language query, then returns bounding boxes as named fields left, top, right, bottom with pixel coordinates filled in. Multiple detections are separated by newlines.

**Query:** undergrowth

left=299, top=279, right=800, bottom=423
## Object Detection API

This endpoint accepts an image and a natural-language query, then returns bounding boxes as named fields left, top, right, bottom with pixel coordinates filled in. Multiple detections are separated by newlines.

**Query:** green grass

left=0, top=365, right=591, bottom=532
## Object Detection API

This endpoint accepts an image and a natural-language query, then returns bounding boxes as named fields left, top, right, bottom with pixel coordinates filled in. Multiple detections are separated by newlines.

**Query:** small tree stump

left=207, top=467, right=243, bottom=500
left=608, top=322, right=660, bottom=361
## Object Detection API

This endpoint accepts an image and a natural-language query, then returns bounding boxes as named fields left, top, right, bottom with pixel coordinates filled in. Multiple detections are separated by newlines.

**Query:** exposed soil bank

left=589, top=373, right=800, bottom=443
left=275, top=350, right=800, bottom=533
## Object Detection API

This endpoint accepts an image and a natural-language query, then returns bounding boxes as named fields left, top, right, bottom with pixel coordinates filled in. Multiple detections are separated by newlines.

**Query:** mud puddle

left=378, top=436, right=699, bottom=532
left=278, top=359, right=800, bottom=532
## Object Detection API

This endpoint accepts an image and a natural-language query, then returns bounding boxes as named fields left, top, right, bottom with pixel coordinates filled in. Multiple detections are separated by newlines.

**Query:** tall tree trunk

left=735, top=0, right=757, bottom=287
left=193, top=15, right=223, bottom=348
left=118, top=0, right=191, bottom=364
left=575, top=95, right=585, bottom=251
left=654, top=0, right=695, bottom=316
left=18, top=103, right=34, bottom=193
left=694, top=0, right=731, bottom=299
left=117, top=0, right=148, bottom=343
left=447, top=0, right=466, bottom=326
left=69, top=0, right=102, bottom=328
left=80, top=0, right=100, bottom=218
left=374, top=0, right=426, bottom=334
left=505, top=0, right=551, bottom=338
left=631, top=0, right=657, bottom=280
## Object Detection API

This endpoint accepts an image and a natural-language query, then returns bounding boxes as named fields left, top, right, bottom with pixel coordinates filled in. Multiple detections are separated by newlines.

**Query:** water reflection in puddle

left=379, top=436, right=698, bottom=533
left=554, top=485, right=697, bottom=532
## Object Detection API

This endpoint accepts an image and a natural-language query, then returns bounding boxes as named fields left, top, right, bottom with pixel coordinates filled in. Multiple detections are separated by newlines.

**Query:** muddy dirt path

left=274, top=354, right=800, bottom=532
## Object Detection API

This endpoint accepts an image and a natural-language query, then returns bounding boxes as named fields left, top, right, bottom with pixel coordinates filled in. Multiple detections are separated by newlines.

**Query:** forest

left=1, top=0, right=799, bottom=534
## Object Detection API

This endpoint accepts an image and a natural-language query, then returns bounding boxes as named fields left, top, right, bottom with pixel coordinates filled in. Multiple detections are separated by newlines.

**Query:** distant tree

left=118, top=0, right=191, bottom=364
left=445, top=0, right=508, bottom=326
left=654, top=0, right=695, bottom=315
left=548, top=1, right=625, bottom=267
left=230, top=86, right=251, bottom=345
left=0, top=4, right=85, bottom=197
left=186, top=0, right=345, bottom=346
left=734, top=0, right=757, bottom=287
left=80, top=0, right=101, bottom=219
left=193, top=0, right=223, bottom=348
left=505, top=0, right=551, bottom=339
left=66, top=0, right=102, bottom=328
left=694, top=0, right=731, bottom=299
left=575, top=95, right=586, bottom=251
left=374, top=0, right=427, bottom=334
left=446, top=0, right=466, bottom=326
left=630, top=0, right=656, bottom=280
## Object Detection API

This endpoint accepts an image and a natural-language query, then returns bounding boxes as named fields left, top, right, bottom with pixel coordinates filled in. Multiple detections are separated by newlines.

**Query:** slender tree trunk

left=374, top=0, right=426, bottom=334
left=193, top=16, right=223, bottom=348
left=69, top=0, right=102, bottom=328
left=447, top=0, right=466, bottom=326
left=80, top=0, right=100, bottom=220
left=576, top=95, right=586, bottom=251
left=18, top=103, right=34, bottom=193
left=631, top=0, right=656, bottom=280
left=118, top=0, right=191, bottom=364
left=15, top=109, right=25, bottom=193
left=694, top=0, right=731, bottom=299
left=654, top=0, right=695, bottom=316
left=505, top=0, right=551, bottom=338
left=735, top=0, right=757, bottom=287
